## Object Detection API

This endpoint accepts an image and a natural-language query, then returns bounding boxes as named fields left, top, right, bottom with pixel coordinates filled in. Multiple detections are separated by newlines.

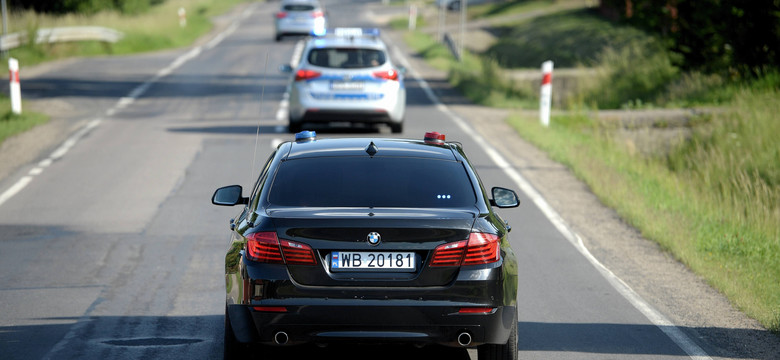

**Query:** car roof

left=280, top=0, right=321, bottom=6
left=307, top=35, right=386, bottom=50
left=303, top=28, right=387, bottom=50
left=283, top=137, right=459, bottom=161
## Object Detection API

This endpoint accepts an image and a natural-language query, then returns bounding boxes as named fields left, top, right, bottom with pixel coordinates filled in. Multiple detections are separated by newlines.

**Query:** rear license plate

left=331, top=81, right=363, bottom=91
left=331, top=252, right=415, bottom=271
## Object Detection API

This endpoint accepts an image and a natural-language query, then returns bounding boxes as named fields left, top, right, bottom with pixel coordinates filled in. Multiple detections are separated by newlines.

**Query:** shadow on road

left=0, top=316, right=776, bottom=359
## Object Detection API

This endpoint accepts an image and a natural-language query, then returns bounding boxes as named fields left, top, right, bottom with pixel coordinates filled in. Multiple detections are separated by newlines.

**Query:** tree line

left=599, top=0, right=779, bottom=78
left=8, top=0, right=164, bottom=15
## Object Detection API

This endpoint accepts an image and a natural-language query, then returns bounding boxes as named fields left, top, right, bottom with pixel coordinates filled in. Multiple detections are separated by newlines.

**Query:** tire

left=477, top=311, right=518, bottom=360
left=275, top=34, right=283, bottom=42
left=224, top=307, right=247, bottom=360
left=390, top=121, right=403, bottom=134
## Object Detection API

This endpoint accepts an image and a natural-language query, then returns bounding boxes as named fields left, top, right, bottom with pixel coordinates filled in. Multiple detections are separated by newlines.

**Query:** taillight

left=429, top=233, right=500, bottom=267
left=295, top=69, right=321, bottom=81
left=458, top=307, right=496, bottom=314
left=247, top=232, right=284, bottom=263
left=253, top=306, right=288, bottom=313
left=311, top=11, right=324, bottom=18
left=430, top=240, right=467, bottom=266
left=246, top=232, right=316, bottom=265
left=463, top=233, right=500, bottom=265
left=280, top=239, right=317, bottom=265
left=275, top=12, right=287, bottom=19
left=373, top=69, right=398, bottom=81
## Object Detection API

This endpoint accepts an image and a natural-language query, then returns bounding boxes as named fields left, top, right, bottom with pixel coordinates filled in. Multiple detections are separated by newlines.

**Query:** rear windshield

left=283, top=4, right=315, bottom=11
left=307, top=48, right=387, bottom=68
left=269, top=157, right=477, bottom=208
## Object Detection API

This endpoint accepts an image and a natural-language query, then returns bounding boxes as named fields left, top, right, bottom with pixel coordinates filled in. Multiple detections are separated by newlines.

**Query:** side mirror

left=490, top=187, right=520, bottom=208
left=279, top=64, right=293, bottom=73
left=396, top=66, right=407, bottom=75
left=212, top=185, right=249, bottom=206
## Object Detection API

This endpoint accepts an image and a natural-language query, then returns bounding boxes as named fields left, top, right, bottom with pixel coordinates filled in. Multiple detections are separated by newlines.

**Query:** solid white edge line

left=393, top=48, right=712, bottom=359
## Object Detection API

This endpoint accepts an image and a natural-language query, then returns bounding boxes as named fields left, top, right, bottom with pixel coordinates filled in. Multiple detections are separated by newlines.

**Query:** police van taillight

left=295, top=69, right=321, bottom=81
left=373, top=70, right=398, bottom=81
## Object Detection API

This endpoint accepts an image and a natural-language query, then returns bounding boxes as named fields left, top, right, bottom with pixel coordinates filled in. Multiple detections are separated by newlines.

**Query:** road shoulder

left=382, top=22, right=780, bottom=360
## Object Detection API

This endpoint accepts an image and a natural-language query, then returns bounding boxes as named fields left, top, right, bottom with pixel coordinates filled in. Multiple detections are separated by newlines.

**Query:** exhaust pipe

left=274, top=331, right=289, bottom=345
left=457, top=332, right=472, bottom=347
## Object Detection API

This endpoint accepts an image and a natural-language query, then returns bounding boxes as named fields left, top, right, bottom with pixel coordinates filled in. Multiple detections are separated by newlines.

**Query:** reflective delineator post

left=9, top=57, right=21, bottom=114
left=409, top=5, right=417, bottom=31
left=178, top=7, right=187, bottom=27
left=540, top=60, right=553, bottom=127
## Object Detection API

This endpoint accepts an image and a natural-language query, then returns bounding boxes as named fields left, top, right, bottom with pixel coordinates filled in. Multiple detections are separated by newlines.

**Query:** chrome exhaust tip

left=457, top=331, right=472, bottom=347
left=274, top=331, right=289, bottom=345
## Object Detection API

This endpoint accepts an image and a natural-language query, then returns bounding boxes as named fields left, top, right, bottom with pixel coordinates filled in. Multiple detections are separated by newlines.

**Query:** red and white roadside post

left=9, top=57, right=21, bottom=114
left=178, top=7, right=187, bottom=27
left=540, top=60, right=553, bottom=127
left=409, top=4, right=418, bottom=31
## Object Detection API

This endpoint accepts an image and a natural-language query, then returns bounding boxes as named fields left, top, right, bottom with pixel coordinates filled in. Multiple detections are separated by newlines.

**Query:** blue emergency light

left=295, top=130, right=317, bottom=142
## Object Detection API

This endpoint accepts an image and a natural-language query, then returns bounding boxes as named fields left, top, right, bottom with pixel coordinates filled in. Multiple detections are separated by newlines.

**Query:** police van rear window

left=307, top=48, right=386, bottom=69
left=269, top=157, right=476, bottom=208
left=283, top=4, right=315, bottom=11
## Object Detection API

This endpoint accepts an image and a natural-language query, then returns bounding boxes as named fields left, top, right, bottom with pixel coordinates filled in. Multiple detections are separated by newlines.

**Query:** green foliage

left=13, top=0, right=162, bottom=14
left=485, top=8, right=666, bottom=68
left=599, top=0, right=780, bottom=77
left=0, top=97, right=49, bottom=146
left=583, top=40, right=680, bottom=109
left=506, top=86, right=780, bottom=331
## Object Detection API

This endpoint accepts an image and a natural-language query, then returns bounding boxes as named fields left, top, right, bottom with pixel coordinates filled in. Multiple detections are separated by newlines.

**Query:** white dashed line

left=0, top=3, right=259, bottom=211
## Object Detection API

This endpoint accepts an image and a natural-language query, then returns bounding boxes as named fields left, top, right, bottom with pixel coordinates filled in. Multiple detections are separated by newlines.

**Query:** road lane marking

left=34, top=5, right=260, bottom=360
left=393, top=45, right=712, bottom=360
left=0, top=176, right=32, bottom=207
left=0, top=4, right=258, bottom=214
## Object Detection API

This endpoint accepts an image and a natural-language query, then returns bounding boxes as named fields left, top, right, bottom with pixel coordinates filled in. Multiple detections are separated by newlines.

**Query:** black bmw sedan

left=212, top=131, right=520, bottom=360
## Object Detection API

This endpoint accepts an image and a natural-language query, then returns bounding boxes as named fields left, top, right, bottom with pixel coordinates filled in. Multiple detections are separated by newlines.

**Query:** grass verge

left=505, top=87, right=779, bottom=332
left=0, top=97, right=49, bottom=145
left=5, top=0, right=249, bottom=67
left=400, top=0, right=780, bottom=332
left=1, top=0, right=248, bottom=146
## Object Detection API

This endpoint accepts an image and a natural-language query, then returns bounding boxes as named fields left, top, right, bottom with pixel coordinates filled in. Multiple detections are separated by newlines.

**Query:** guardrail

left=0, top=26, right=124, bottom=51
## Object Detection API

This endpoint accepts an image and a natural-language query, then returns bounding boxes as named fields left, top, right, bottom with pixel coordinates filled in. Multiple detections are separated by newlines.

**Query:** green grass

left=0, top=0, right=248, bottom=145
left=404, top=0, right=780, bottom=332
left=506, top=87, right=780, bottom=332
left=484, top=8, right=667, bottom=68
left=5, top=0, right=250, bottom=66
left=0, top=97, right=49, bottom=145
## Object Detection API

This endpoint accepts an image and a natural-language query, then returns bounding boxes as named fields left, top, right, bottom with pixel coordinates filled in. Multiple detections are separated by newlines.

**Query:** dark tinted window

left=307, top=48, right=386, bottom=68
left=283, top=4, right=315, bottom=11
left=269, top=157, right=476, bottom=208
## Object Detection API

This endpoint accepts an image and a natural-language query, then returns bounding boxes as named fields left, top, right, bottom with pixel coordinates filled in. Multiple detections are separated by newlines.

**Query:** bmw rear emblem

left=367, top=232, right=381, bottom=246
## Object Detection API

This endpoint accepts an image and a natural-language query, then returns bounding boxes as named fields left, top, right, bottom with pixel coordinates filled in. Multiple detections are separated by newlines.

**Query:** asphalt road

left=0, top=1, right=777, bottom=359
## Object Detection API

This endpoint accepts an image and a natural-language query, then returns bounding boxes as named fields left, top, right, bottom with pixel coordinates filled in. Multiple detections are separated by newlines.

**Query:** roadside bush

left=449, top=55, right=534, bottom=108
left=582, top=40, right=679, bottom=109
left=658, top=71, right=726, bottom=106
left=10, top=0, right=162, bottom=14
left=485, top=8, right=661, bottom=68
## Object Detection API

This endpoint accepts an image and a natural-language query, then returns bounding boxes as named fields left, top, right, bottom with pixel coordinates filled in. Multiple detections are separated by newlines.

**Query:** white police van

left=281, top=28, right=407, bottom=133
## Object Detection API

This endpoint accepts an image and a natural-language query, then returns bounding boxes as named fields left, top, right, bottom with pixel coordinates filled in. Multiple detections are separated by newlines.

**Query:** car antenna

left=250, top=52, right=270, bottom=188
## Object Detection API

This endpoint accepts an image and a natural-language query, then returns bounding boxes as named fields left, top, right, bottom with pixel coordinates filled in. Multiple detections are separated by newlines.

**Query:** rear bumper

left=299, top=109, right=400, bottom=125
left=228, top=301, right=516, bottom=347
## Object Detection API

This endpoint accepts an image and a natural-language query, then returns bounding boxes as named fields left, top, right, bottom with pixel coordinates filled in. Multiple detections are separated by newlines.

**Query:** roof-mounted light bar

left=330, top=27, right=380, bottom=38
left=295, top=130, right=317, bottom=142
left=424, top=131, right=446, bottom=145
